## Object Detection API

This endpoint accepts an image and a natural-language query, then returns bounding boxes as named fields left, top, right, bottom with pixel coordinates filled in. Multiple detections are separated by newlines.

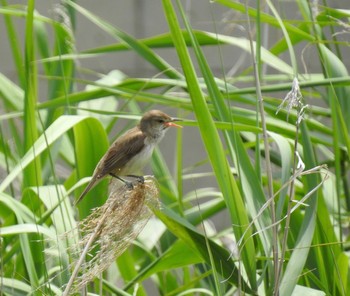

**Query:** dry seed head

left=68, top=176, right=159, bottom=292
left=276, top=78, right=303, bottom=116
left=276, top=77, right=307, bottom=124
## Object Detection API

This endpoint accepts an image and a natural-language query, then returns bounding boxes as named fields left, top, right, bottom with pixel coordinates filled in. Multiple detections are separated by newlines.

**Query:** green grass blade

left=152, top=205, right=255, bottom=294
left=23, top=0, right=42, bottom=189
left=0, top=278, right=32, bottom=295
left=0, top=0, right=25, bottom=87
left=162, top=0, right=258, bottom=292
left=67, top=0, right=183, bottom=80
left=0, top=115, right=91, bottom=192
left=279, top=123, right=320, bottom=295
left=0, top=193, right=40, bottom=294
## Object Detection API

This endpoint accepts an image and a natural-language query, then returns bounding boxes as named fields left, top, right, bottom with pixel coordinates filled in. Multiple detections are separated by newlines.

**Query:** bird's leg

left=126, top=175, right=145, bottom=184
left=109, top=173, right=134, bottom=189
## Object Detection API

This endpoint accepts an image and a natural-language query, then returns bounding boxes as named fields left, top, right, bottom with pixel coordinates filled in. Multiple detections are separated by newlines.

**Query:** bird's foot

left=110, top=173, right=134, bottom=190
left=127, top=175, right=144, bottom=184
left=125, top=180, right=134, bottom=190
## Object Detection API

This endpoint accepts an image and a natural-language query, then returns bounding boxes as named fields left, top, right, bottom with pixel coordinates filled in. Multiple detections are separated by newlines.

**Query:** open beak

left=165, top=118, right=183, bottom=128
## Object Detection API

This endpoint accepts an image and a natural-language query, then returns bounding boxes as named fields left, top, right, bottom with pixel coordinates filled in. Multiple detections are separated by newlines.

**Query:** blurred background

left=0, top=0, right=349, bottom=254
left=1, top=1, right=350, bottom=295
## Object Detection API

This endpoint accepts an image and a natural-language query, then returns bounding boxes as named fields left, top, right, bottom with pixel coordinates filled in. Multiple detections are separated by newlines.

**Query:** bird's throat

left=144, top=130, right=166, bottom=145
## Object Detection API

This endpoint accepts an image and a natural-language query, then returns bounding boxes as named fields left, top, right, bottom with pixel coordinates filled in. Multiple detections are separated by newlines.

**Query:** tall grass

left=0, top=1, right=349, bottom=295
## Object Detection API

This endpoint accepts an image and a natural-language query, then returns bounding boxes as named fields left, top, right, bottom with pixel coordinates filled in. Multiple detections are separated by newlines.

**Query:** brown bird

left=75, top=110, right=182, bottom=204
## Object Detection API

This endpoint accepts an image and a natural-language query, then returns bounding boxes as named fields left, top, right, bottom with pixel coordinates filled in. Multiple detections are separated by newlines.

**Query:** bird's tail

left=74, top=177, right=98, bottom=205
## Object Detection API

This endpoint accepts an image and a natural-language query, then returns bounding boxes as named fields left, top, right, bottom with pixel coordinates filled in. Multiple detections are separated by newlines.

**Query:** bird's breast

left=119, top=143, right=155, bottom=175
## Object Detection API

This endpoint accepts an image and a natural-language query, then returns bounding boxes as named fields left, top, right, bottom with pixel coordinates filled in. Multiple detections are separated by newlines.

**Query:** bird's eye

left=157, top=118, right=165, bottom=123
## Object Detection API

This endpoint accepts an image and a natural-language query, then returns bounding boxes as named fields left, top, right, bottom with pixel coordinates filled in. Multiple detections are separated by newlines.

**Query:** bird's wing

left=100, top=128, right=146, bottom=176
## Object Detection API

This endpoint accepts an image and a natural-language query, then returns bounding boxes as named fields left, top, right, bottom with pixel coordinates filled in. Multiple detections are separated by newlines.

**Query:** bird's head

left=140, top=110, right=182, bottom=139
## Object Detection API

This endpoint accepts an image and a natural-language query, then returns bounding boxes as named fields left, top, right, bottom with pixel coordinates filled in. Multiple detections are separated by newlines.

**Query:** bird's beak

left=165, top=118, right=183, bottom=128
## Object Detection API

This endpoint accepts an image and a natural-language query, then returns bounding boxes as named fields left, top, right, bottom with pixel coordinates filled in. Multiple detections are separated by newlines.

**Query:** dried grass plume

left=63, top=176, right=160, bottom=295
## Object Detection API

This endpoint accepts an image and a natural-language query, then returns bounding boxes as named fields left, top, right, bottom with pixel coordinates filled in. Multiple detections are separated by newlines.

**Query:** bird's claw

left=127, top=176, right=144, bottom=190
left=125, top=181, right=134, bottom=190
left=110, top=173, right=144, bottom=190
left=126, top=175, right=144, bottom=185
left=136, top=176, right=144, bottom=184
